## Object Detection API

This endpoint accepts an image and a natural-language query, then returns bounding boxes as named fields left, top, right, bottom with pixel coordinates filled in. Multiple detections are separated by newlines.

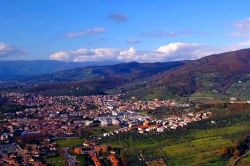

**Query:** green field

left=45, top=155, right=66, bottom=166
left=56, top=137, right=84, bottom=148
left=191, top=91, right=222, bottom=99
left=163, top=124, right=250, bottom=166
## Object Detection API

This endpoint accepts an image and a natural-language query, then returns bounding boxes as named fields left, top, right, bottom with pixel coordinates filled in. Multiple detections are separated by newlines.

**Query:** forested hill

left=125, top=48, right=250, bottom=100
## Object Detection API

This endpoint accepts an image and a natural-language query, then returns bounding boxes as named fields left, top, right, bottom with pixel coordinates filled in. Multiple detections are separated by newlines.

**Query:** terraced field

left=164, top=123, right=250, bottom=166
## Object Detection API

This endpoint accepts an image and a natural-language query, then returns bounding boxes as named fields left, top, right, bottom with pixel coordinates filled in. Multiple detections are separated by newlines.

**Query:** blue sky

left=1, top=0, right=250, bottom=62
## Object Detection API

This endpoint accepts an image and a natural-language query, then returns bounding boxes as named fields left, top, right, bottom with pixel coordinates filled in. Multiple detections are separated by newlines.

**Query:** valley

left=1, top=49, right=250, bottom=166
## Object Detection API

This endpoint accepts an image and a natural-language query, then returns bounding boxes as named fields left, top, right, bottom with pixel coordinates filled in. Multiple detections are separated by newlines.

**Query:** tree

left=120, top=150, right=128, bottom=166
left=220, top=146, right=229, bottom=157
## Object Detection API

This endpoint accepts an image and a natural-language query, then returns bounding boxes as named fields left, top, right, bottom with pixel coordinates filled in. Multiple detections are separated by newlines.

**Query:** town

left=0, top=93, right=212, bottom=165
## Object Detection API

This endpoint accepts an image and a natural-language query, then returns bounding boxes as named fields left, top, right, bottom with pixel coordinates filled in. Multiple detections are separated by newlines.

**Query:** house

left=88, top=153, right=102, bottom=166
left=108, top=154, right=119, bottom=166
left=94, top=145, right=108, bottom=153
left=84, top=120, right=93, bottom=126
left=73, top=147, right=82, bottom=155
left=111, top=118, right=120, bottom=126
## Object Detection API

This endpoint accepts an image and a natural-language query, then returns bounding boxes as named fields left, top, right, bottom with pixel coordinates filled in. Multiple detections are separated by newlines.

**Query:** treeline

left=0, top=95, right=8, bottom=104
left=0, top=104, right=26, bottom=114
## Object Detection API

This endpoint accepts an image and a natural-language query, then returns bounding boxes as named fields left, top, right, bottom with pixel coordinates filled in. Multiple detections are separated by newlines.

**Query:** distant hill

left=0, top=60, right=117, bottom=81
left=125, top=48, right=250, bottom=100
left=24, top=61, right=186, bottom=83
left=1, top=61, right=185, bottom=96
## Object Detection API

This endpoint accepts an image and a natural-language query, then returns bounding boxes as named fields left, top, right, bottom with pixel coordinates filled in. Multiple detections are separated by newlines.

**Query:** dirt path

left=231, top=150, right=250, bottom=166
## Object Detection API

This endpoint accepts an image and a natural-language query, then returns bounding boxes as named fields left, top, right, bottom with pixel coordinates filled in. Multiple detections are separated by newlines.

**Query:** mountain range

left=0, top=60, right=118, bottom=81
left=2, top=48, right=250, bottom=99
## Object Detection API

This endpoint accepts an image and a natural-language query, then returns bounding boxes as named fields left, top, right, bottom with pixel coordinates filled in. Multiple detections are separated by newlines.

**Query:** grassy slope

left=226, top=81, right=250, bottom=100
left=164, top=123, right=249, bottom=166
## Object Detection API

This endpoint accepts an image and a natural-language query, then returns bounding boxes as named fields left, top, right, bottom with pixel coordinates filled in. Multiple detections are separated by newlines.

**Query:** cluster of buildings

left=102, top=111, right=212, bottom=136
left=72, top=141, right=120, bottom=166
left=0, top=139, right=57, bottom=166
left=1, top=93, right=184, bottom=140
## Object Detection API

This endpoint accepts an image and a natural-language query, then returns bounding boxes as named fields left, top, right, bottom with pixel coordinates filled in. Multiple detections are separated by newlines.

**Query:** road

left=67, top=156, right=76, bottom=166
left=63, top=148, right=77, bottom=166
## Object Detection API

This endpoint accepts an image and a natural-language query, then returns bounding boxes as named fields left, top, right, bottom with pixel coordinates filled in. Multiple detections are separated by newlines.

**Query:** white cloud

left=118, top=47, right=138, bottom=62
left=156, top=42, right=218, bottom=60
left=49, top=42, right=212, bottom=62
left=157, top=42, right=195, bottom=54
left=50, top=51, right=69, bottom=61
left=75, top=48, right=120, bottom=62
left=0, top=42, right=24, bottom=59
left=50, top=48, right=120, bottom=62
left=50, top=41, right=250, bottom=63
left=66, top=27, right=106, bottom=38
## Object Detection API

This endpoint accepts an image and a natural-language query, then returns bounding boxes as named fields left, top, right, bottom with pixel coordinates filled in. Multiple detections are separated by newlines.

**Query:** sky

left=1, top=0, right=250, bottom=62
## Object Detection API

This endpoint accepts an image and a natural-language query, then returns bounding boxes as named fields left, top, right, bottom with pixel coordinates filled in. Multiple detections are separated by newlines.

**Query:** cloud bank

left=50, top=42, right=228, bottom=62
left=50, top=40, right=250, bottom=63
